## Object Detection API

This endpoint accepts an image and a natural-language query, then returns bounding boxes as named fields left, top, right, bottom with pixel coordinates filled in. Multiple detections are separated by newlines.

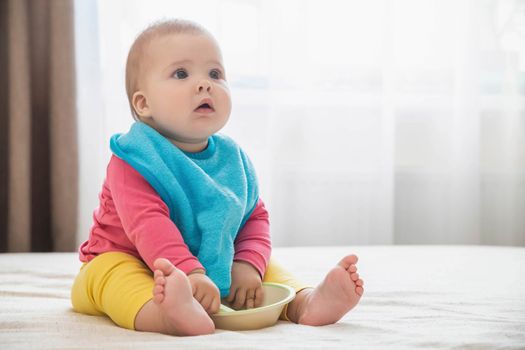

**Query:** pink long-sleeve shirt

left=78, top=155, right=272, bottom=278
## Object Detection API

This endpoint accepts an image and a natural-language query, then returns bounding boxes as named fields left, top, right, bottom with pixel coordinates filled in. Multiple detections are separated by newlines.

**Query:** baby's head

left=125, top=19, right=231, bottom=149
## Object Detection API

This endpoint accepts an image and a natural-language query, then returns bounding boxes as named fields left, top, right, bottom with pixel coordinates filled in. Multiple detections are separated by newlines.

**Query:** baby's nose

left=197, top=79, right=212, bottom=93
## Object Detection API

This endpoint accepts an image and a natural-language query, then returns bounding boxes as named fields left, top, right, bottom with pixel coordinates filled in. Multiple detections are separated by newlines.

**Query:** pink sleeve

left=233, top=198, right=272, bottom=278
left=107, top=155, right=204, bottom=274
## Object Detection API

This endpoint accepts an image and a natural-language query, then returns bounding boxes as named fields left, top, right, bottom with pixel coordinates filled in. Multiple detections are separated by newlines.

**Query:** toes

left=153, top=284, right=165, bottom=304
left=153, top=258, right=175, bottom=275
left=154, top=269, right=166, bottom=285
left=356, top=286, right=364, bottom=296
left=155, top=275, right=166, bottom=286
left=153, top=293, right=164, bottom=304
left=350, top=272, right=359, bottom=281
left=356, top=279, right=363, bottom=286
left=153, top=284, right=164, bottom=294
left=348, top=264, right=357, bottom=273
left=338, top=254, right=359, bottom=269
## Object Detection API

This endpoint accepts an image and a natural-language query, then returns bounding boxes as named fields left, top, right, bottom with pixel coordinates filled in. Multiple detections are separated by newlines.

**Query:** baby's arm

left=107, top=156, right=221, bottom=313
left=228, top=198, right=272, bottom=309
left=107, top=156, right=202, bottom=273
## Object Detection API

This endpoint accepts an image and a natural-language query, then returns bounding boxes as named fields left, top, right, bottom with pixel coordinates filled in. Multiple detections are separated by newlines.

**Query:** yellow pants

left=70, top=252, right=310, bottom=330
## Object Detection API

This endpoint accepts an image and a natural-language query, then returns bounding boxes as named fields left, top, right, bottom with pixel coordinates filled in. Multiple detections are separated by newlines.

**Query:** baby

left=71, top=19, right=364, bottom=336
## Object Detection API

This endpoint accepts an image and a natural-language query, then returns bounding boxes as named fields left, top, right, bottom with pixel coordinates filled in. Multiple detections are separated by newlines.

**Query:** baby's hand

left=187, top=269, right=221, bottom=315
left=227, top=261, right=263, bottom=310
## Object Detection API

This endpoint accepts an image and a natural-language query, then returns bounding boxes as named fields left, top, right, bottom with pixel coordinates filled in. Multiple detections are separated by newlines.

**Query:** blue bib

left=110, top=122, right=259, bottom=297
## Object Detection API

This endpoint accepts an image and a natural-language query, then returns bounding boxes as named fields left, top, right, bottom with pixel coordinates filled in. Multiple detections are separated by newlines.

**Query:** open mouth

left=194, top=102, right=215, bottom=114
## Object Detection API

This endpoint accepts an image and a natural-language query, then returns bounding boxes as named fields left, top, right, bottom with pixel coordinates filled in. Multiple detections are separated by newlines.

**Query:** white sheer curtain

left=75, top=0, right=525, bottom=247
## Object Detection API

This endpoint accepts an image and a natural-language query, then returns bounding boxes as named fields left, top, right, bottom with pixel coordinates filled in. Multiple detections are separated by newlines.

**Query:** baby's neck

left=148, top=121, right=209, bottom=153
left=170, top=138, right=209, bottom=153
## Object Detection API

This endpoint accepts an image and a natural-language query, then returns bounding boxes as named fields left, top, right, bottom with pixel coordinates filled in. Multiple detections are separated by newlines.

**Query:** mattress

left=1, top=245, right=524, bottom=349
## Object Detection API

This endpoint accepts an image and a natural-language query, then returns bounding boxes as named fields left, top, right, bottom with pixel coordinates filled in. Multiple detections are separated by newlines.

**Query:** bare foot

left=287, top=254, right=364, bottom=326
left=147, top=258, right=215, bottom=336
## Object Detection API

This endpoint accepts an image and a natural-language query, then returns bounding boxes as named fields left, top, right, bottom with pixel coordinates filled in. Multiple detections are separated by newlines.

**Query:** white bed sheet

left=0, top=246, right=524, bottom=349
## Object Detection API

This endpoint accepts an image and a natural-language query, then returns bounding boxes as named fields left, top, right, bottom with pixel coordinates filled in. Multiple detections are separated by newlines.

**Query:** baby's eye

left=209, top=69, right=222, bottom=80
left=173, top=68, right=188, bottom=79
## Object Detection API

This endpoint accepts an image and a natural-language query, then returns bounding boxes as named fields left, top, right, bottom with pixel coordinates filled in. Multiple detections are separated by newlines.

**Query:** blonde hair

left=125, top=19, right=212, bottom=120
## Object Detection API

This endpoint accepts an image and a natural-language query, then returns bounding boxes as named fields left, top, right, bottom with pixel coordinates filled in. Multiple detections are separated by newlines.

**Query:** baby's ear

left=132, top=91, right=151, bottom=119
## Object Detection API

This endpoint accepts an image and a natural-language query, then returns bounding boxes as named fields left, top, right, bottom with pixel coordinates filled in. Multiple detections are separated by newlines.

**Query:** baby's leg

left=263, top=255, right=364, bottom=326
left=71, top=251, right=150, bottom=329
left=71, top=252, right=214, bottom=336
left=134, top=258, right=214, bottom=336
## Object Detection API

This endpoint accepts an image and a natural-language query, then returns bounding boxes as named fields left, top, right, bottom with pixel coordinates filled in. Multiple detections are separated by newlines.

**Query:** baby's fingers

left=194, top=287, right=205, bottom=305
left=200, top=294, right=213, bottom=314
left=209, top=294, right=220, bottom=314
left=245, top=288, right=256, bottom=309
left=226, top=287, right=238, bottom=304
left=231, top=288, right=247, bottom=310
left=254, top=286, right=264, bottom=308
